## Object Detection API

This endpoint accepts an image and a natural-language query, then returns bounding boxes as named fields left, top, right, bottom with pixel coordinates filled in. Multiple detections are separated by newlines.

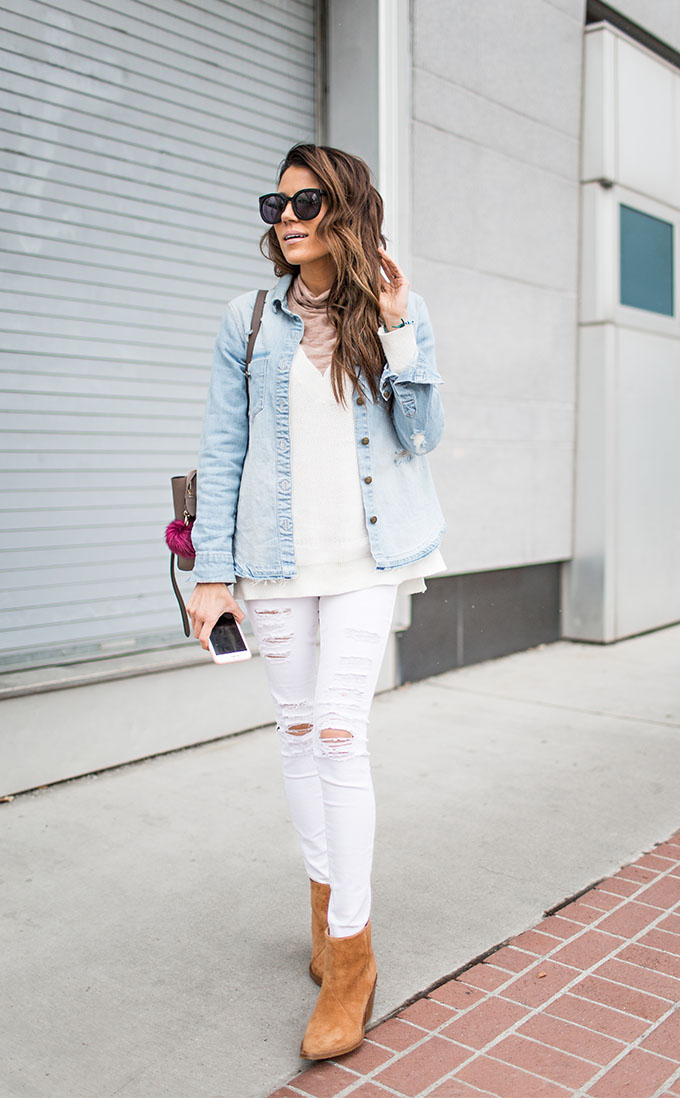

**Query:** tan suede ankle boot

left=300, top=920, right=377, bottom=1060
left=309, top=879, right=331, bottom=985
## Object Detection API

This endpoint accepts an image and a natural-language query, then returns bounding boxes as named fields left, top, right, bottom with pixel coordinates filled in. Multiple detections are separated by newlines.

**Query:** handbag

left=165, top=289, right=267, bottom=636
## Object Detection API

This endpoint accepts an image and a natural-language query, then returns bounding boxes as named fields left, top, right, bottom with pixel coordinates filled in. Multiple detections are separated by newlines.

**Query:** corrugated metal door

left=1, top=0, right=318, bottom=668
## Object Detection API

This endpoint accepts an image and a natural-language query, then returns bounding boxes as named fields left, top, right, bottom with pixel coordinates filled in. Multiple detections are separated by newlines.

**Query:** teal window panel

left=620, top=204, right=674, bottom=316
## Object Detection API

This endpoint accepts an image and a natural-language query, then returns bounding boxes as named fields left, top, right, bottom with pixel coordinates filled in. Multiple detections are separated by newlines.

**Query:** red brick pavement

left=267, top=828, right=680, bottom=1098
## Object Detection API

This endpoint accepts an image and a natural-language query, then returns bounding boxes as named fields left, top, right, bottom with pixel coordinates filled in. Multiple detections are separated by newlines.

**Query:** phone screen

left=209, top=612, right=248, bottom=656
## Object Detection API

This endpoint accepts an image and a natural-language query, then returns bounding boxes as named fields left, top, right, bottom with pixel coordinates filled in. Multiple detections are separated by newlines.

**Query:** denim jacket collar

left=270, top=272, right=295, bottom=314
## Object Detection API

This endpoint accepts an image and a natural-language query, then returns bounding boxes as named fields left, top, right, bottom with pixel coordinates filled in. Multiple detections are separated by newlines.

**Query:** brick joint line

left=649, top=1062, right=680, bottom=1098
left=568, top=1000, right=680, bottom=1098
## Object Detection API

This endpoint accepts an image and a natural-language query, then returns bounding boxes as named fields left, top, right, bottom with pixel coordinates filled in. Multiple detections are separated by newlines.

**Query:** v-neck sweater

left=233, top=333, right=446, bottom=600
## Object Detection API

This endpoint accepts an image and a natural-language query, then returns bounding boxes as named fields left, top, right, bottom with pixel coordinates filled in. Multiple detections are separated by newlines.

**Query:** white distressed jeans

left=245, top=585, right=398, bottom=938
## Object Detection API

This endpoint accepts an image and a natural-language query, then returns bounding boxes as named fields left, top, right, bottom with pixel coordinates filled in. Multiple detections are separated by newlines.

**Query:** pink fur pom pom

left=165, top=518, right=195, bottom=558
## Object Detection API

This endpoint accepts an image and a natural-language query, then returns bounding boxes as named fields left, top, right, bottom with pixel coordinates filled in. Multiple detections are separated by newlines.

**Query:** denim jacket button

left=370, top=515, right=378, bottom=524
left=364, top=475, right=372, bottom=484
left=361, top=436, right=369, bottom=445
left=356, top=396, right=365, bottom=405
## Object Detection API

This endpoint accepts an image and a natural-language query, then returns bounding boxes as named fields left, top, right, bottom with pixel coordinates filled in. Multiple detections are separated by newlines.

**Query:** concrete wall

left=410, top=0, right=585, bottom=579
left=563, top=22, right=680, bottom=640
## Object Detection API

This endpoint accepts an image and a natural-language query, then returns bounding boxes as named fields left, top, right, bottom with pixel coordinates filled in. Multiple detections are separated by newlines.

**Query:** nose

left=280, top=199, right=297, bottom=223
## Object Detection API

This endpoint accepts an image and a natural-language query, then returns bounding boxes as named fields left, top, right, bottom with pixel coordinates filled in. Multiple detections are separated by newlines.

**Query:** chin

left=283, top=247, right=309, bottom=263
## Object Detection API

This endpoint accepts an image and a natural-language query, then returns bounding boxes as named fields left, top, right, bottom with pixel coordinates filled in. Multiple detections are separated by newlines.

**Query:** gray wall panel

left=0, top=0, right=318, bottom=667
left=564, top=24, right=680, bottom=640
left=411, top=0, right=582, bottom=578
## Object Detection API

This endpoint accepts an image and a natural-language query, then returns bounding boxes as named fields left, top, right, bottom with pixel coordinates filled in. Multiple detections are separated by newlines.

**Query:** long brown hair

left=260, top=143, right=387, bottom=405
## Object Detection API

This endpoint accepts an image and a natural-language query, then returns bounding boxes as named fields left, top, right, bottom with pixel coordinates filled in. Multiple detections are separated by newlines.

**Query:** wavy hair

left=260, top=143, right=387, bottom=405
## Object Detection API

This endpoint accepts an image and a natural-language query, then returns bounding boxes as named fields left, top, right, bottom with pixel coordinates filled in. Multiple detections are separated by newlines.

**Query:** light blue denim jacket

left=191, top=273, right=446, bottom=583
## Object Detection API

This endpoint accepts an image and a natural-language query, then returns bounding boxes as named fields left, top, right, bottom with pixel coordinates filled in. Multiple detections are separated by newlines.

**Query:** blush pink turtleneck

left=287, top=275, right=335, bottom=375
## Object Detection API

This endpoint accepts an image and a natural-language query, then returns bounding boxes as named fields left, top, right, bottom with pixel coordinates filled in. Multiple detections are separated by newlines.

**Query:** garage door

left=1, top=0, right=319, bottom=668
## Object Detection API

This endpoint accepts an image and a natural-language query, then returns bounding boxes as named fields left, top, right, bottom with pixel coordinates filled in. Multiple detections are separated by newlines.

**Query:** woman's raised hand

left=186, top=582, right=245, bottom=651
left=378, top=247, right=409, bottom=329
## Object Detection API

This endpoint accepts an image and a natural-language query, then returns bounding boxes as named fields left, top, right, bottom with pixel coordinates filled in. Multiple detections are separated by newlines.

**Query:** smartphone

left=208, top=612, right=251, bottom=664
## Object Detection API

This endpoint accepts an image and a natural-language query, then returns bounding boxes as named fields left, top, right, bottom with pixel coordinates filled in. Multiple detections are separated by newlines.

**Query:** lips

left=284, top=232, right=307, bottom=242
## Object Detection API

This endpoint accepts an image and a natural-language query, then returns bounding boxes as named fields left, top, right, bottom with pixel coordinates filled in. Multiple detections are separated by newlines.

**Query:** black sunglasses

left=258, top=187, right=326, bottom=225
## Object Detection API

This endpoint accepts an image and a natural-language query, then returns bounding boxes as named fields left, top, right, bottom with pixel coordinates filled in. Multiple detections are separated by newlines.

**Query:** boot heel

left=363, top=979, right=377, bottom=1026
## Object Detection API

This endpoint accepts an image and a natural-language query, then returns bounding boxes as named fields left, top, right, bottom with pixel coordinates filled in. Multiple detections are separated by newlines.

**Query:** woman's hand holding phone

left=186, top=582, right=245, bottom=651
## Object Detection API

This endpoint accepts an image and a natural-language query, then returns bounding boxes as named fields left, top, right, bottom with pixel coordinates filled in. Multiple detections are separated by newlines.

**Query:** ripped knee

left=320, top=727, right=352, bottom=741
left=316, top=727, right=358, bottom=760
left=276, top=698, right=315, bottom=756
left=289, top=723, right=313, bottom=736
left=278, top=719, right=314, bottom=757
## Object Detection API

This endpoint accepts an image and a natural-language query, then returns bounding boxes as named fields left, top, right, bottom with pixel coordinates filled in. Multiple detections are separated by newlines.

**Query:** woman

left=186, top=143, right=446, bottom=1060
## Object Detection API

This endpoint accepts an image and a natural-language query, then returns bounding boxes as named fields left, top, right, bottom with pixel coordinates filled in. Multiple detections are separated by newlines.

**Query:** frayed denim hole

left=344, top=628, right=381, bottom=645
left=316, top=727, right=356, bottom=760
left=411, top=431, right=427, bottom=454
left=340, top=655, right=372, bottom=672
left=314, top=706, right=368, bottom=760
left=328, top=671, right=369, bottom=693
left=277, top=720, right=314, bottom=758
left=253, top=607, right=293, bottom=660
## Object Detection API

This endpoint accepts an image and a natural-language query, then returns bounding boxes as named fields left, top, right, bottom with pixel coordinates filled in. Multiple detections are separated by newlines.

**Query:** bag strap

left=246, top=289, right=267, bottom=366
left=171, top=553, right=192, bottom=637
left=244, top=288, right=267, bottom=417
left=173, top=288, right=268, bottom=639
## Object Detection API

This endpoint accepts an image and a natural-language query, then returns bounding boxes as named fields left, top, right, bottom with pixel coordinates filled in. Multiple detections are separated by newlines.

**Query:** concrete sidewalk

left=1, top=624, right=679, bottom=1098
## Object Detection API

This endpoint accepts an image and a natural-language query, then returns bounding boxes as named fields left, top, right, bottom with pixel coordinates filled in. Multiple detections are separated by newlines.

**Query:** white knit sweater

left=234, top=324, right=445, bottom=600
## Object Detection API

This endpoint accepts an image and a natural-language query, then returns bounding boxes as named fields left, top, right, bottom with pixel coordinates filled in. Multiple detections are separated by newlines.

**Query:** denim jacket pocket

left=246, top=352, right=269, bottom=417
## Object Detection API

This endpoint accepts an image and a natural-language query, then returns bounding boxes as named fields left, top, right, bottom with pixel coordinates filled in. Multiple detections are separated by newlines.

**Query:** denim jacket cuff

left=379, top=358, right=443, bottom=401
left=192, top=552, right=236, bottom=585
